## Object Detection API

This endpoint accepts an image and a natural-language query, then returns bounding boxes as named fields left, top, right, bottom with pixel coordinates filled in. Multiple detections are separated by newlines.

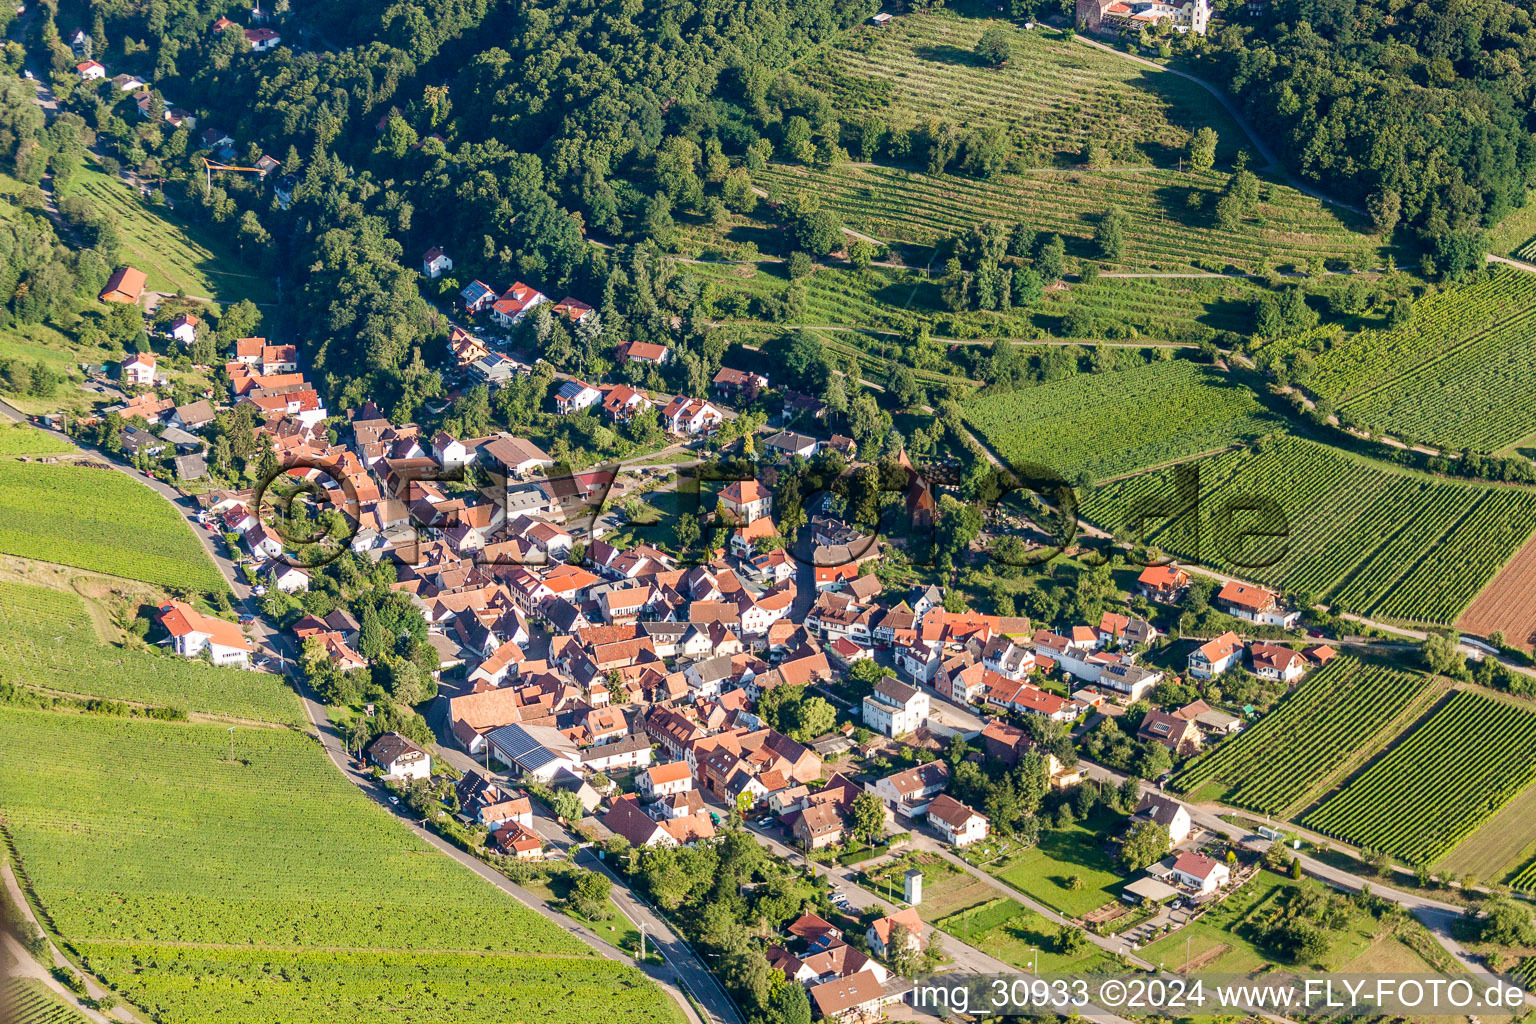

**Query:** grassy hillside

left=0, top=579, right=301, bottom=725
left=61, top=161, right=275, bottom=304
left=0, top=460, right=228, bottom=598
left=795, top=12, right=1247, bottom=168
left=755, top=163, right=1382, bottom=274
left=0, top=706, right=682, bottom=1024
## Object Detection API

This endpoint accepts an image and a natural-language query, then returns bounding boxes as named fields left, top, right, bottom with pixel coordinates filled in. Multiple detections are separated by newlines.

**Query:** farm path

left=2, top=861, right=138, bottom=1023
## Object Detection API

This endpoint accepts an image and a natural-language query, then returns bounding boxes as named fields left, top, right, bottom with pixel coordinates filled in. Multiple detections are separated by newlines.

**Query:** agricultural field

left=695, top=257, right=1290, bottom=343
left=753, top=162, right=1382, bottom=274
left=1172, top=657, right=1436, bottom=815
left=0, top=423, right=74, bottom=456
left=794, top=12, right=1247, bottom=168
left=0, top=979, right=90, bottom=1024
left=0, top=706, right=682, bottom=1024
left=62, top=161, right=276, bottom=304
left=0, top=460, right=228, bottom=597
left=961, top=358, right=1281, bottom=484
left=1302, top=266, right=1536, bottom=452
left=1303, top=690, right=1536, bottom=865
left=1456, top=533, right=1536, bottom=651
left=0, top=579, right=302, bottom=725
left=1080, top=434, right=1536, bottom=624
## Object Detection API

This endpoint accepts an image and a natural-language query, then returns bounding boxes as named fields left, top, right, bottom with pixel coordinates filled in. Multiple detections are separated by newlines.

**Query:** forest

left=1211, top=0, right=1536, bottom=265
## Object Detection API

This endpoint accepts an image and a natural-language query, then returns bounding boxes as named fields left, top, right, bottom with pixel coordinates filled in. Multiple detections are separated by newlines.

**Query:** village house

left=1138, top=709, right=1203, bottom=757
left=1137, top=564, right=1190, bottom=602
left=1188, top=631, right=1244, bottom=679
left=1133, top=793, right=1193, bottom=843
left=121, top=351, right=157, bottom=386
left=422, top=247, right=453, bottom=278
left=156, top=600, right=253, bottom=667
left=100, top=266, right=147, bottom=304
left=1166, top=850, right=1230, bottom=894
left=367, top=732, right=431, bottom=781
left=490, top=282, right=547, bottom=328
left=164, top=313, right=200, bottom=345
left=616, top=341, right=672, bottom=365
left=866, top=907, right=925, bottom=959
left=786, top=802, right=843, bottom=850
left=861, top=677, right=929, bottom=738
left=1216, top=580, right=1301, bottom=628
left=927, top=793, right=988, bottom=847
left=869, top=760, right=949, bottom=819
left=1249, top=642, right=1307, bottom=682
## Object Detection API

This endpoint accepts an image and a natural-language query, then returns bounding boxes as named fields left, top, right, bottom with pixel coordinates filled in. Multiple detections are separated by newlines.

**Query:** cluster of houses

left=767, top=911, right=911, bottom=1020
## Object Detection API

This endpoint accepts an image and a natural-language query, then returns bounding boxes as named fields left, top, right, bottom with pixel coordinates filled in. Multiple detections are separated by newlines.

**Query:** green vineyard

left=0, top=580, right=303, bottom=726
left=1171, top=657, right=1433, bottom=814
left=0, top=424, right=75, bottom=457
left=754, top=162, right=1380, bottom=275
left=0, top=460, right=229, bottom=598
left=1303, top=266, right=1536, bottom=452
left=961, top=358, right=1282, bottom=483
left=0, top=707, right=683, bottom=1024
left=0, top=979, right=90, bottom=1024
left=1303, top=690, right=1536, bottom=865
left=795, top=11, right=1242, bottom=167
left=1080, top=434, right=1536, bottom=623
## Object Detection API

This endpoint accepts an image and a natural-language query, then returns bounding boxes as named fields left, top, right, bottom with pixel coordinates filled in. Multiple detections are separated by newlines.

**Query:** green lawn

left=0, top=460, right=229, bottom=598
left=961, top=358, right=1280, bottom=484
left=937, top=896, right=1116, bottom=974
left=979, top=809, right=1130, bottom=917
left=0, top=706, right=683, bottom=1024
left=520, top=871, right=647, bottom=958
left=62, top=160, right=276, bottom=304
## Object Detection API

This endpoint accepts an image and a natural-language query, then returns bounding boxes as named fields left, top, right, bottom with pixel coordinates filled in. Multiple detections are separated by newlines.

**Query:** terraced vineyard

left=0, top=460, right=229, bottom=597
left=795, top=12, right=1243, bottom=167
left=1303, top=266, right=1536, bottom=452
left=0, top=979, right=90, bottom=1024
left=696, top=259, right=1283, bottom=342
left=0, top=706, right=682, bottom=1024
left=961, top=359, right=1281, bottom=483
left=1080, top=434, right=1536, bottom=624
left=0, top=579, right=303, bottom=725
left=754, top=163, right=1380, bottom=274
left=1171, top=657, right=1434, bottom=814
left=1303, top=690, right=1536, bottom=865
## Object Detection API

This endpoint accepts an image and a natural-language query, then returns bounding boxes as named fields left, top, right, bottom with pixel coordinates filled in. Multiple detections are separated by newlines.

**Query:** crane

left=200, top=156, right=265, bottom=193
